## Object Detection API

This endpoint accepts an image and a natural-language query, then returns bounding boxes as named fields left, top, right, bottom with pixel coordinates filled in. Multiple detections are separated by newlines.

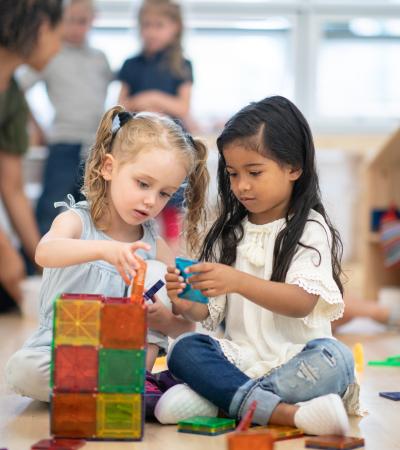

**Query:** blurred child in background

left=118, top=0, right=194, bottom=252
left=18, top=0, right=113, bottom=236
left=0, top=0, right=63, bottom=310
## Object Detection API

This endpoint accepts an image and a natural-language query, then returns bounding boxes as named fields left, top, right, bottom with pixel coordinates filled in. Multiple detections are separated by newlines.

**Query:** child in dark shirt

left=118, top=0, right=194, bottom=251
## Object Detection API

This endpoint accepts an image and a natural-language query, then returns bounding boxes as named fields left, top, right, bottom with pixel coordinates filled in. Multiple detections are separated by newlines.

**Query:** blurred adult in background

left=19, top=0, right=113, bottom=236
left=0, top=0, right=64, bottom=311
left=118, top=0, right=194, bottom=252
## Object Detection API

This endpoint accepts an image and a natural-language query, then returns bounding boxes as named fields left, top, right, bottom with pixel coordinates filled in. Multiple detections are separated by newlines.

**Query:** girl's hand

left=165, top=266, right=196, bottom=315
left=186, top=262, right=239, bottom=297
left=101, top=240, right=151, bottom=285
left=147, top=295, right=173, bottom=335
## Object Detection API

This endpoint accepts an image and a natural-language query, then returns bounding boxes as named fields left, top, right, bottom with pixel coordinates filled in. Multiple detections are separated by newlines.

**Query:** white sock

left=294, top=394, right=349, bottom=436
left=154, top=384, right=218, bottom=424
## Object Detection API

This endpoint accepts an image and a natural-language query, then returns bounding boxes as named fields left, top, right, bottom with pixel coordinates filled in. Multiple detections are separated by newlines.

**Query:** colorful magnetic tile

left=100, top=303, right=146, bottom=349
left=103, top=297, right=130, bottom=304
left=178, top=426, right=235, bottom=436
left=305, top=435, right=365, bottom=449
left=60, top=294, right=104, bottom=302
left=143, top=280, right=165, bottom=302
left=53, top=345, right=98, bottom=392
left=368, top=355, right=400, bottom=366
left=379, top=391, right=400, bottom=400
left=252, top=424, right=303, bottom=440
left=55, top=299, right=101, bottom=346
left=97, top=394, right=143, bottom=439
left=31, top=438, right=86, bottom=449
left=175, top=257, right=209, bottom=304
left=227, top=431, right=274, bottom=450
left=178, top=416, right=236, bottom=435
left=51, top=393, right=97, bottom=439
left=179, top=423, right=235, bottom=433
left=98, top=349, right=145, bottom=393
left=131, top=260, right=147, bottom=303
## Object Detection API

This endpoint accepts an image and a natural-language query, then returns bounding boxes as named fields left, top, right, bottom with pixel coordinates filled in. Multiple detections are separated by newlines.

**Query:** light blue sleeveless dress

left=22, top=196, right=168, bottom=351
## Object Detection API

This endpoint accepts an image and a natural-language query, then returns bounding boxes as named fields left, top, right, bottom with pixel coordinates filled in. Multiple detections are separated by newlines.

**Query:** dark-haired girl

left=161, top=96, right=359, bottom=435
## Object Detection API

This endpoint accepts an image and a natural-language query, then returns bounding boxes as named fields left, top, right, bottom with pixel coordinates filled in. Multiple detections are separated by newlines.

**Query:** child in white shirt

left=160, top=96, right=358, bottom=436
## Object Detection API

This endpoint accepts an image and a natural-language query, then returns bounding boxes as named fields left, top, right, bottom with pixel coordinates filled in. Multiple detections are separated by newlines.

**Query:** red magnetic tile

left=104, top=296, right=130, bottom=304
left=60, top=294, right=104, bottom=302
left=31, top=438, right=85, bottom=449
left=51, top=393, right=96, bottom=438
left=100, top=303, right=147, bottom=349
left=54, top=346, right=98, bottom=392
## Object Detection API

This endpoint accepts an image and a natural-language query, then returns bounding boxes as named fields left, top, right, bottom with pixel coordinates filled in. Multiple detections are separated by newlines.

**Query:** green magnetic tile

left=50, top=293, right=62, bottom=389
left=179, top=423, right=236, bottom=433
left=178, top=428, right=234, bottom=436
left=98, top=349, right=145, bottom=393
left=178, top=416, right=236, bottom=429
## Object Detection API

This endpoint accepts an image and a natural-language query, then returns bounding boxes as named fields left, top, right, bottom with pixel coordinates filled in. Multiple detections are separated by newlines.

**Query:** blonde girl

left=6, top=105, right=209, bottom=403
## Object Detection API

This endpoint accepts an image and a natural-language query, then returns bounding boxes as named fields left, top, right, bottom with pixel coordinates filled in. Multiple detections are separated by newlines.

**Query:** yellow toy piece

left=55, top=298, right=101, bottom=346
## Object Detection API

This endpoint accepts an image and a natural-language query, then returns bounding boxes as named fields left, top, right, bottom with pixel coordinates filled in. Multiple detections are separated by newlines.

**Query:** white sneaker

left=154, top=384, right=218, bottom=424
left=294, top=393, right=349, bottom=436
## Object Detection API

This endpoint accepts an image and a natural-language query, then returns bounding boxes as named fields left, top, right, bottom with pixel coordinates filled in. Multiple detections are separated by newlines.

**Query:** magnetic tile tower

left=50, top=261, right=147, bottom=441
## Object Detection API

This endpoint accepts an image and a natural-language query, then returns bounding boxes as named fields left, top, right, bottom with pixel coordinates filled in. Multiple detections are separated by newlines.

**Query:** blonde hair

left=83, top=105, right=209, bottom=254
left=138, top=0, right=189, bottom=79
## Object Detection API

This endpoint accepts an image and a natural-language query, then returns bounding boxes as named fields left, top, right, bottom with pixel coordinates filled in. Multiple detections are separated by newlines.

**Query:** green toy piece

left=368, top=355, right=400, bottom=367
left=178, top=416, right=236, bottom=436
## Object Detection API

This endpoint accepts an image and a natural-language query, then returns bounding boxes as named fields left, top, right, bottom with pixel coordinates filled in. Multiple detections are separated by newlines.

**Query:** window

left=317, top=18, right=400, bottom=120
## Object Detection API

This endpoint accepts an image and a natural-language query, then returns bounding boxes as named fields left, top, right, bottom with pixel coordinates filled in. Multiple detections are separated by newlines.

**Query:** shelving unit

left=363, top=128, right=400, bottom=300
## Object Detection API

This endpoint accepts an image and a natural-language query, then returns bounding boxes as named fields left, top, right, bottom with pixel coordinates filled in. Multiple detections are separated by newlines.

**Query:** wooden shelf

left=363, top=128, right=400, bottom=300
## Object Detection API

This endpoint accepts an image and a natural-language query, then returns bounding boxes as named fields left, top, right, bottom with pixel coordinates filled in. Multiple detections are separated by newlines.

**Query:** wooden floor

left=0, top=312, right=399, bottom=450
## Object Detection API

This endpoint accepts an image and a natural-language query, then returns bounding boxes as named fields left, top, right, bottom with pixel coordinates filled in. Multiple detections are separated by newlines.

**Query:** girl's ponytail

left=184, top=138, right=209, bottom=256
left=83, top=105, right=125, bottom=229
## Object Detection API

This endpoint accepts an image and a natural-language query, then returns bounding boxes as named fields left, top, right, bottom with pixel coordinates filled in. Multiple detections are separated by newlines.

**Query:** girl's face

left=102, top=148, right=187, bottom=229
left=140, top=12, right=179, bottom=54
left=223, top=143, right=302, bottom=225
left=62, top=1, right=94, bottom=46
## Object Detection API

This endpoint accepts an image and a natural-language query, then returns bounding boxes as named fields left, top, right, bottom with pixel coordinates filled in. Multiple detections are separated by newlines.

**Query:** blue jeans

left=36, top=143, right=85, bottom=236
left=168, top=333, right=355, bottom=425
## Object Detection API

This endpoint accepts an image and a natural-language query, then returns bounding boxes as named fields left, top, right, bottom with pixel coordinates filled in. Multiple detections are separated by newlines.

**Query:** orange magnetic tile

left=51, top=393, right=97, bottom=438
left=227, top=431, right=274, bottom=450
left=55, top=299, right=101, bottom=346
left=100, top=303, right=147, bottom=349
left=130, top=261, right=147, bottom=304
left=253, top=424, right=303, bottom=440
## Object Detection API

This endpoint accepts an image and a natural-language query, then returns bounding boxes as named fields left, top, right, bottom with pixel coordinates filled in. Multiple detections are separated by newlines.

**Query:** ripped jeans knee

left=258, top=338, right=355, bottom=404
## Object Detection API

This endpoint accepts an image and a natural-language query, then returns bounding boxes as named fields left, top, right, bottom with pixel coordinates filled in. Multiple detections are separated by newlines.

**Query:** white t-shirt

left=202, top=210, right=361, bottom=415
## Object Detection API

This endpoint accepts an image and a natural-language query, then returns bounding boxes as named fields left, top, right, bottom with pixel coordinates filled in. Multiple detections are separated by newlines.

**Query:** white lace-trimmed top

left=202, top=209, right=361, bottom=415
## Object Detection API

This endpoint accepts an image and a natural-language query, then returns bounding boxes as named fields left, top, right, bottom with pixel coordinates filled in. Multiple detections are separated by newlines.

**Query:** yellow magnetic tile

left=55, top=299, right=101, bottom=346
left=96, top=393, right=142, bottom=439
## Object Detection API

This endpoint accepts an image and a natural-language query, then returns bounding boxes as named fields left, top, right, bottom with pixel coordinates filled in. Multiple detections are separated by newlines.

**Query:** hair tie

left=186, top=133, right=195, bottom=148
left=111, top=111, right=136, bottom=134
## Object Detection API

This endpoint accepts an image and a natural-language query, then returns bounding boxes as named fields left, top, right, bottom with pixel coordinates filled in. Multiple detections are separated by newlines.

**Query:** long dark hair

left=200, top=96, right=343, bottom=294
